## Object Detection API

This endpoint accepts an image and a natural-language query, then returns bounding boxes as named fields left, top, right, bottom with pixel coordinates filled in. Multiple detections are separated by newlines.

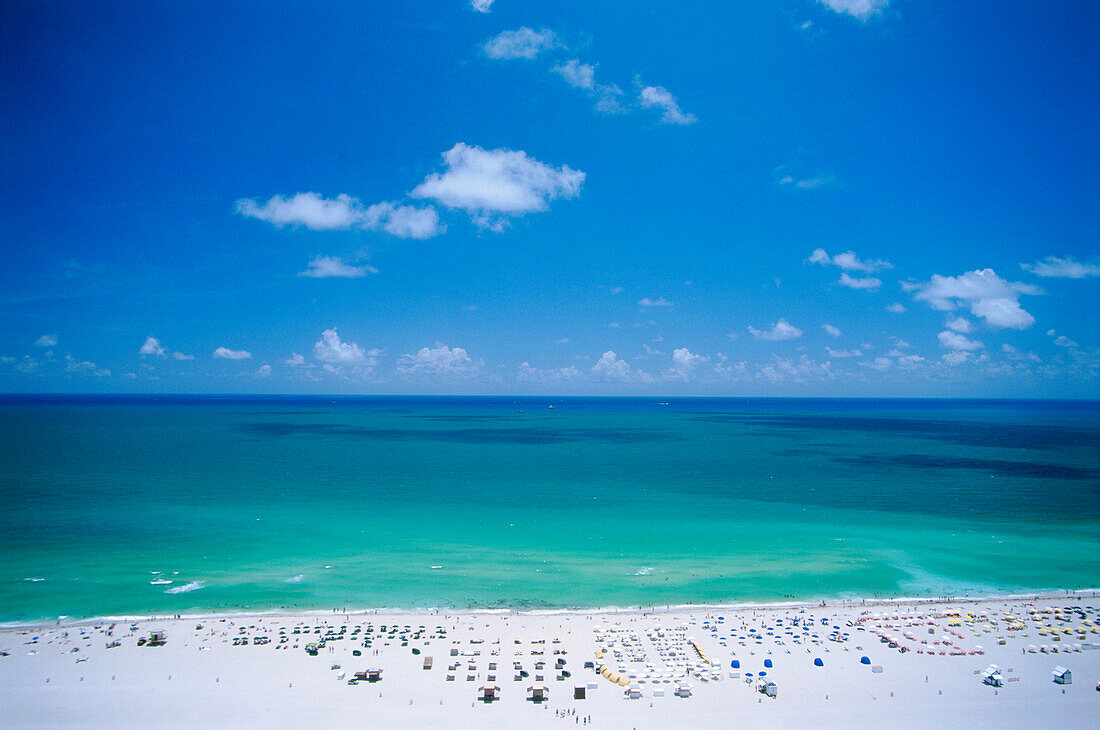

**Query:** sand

left=1, top=595, right=1097, bottom=728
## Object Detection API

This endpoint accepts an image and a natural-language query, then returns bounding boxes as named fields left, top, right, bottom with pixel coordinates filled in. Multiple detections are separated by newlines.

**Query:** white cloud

left=838, top=272, right=881, bottom=290
left=608, top=322, right=621, bottom=328
left=808, top=248, right=892, bottom=272
left=638, top=297, right=673, bottom=307
left=942, top=350, right=972, bottom=365
left=759, top=354, right=833, bottom=383
left=826, top=347, right=862, bottom=358
left=470, top=0, right=494, bottom=12
left=140, top=336, right=191, bottom=360
left=911, top=268, right=1040, bottom=329
left=594, top=84, right=626, bottom=114
left=637, top=82, right=697, bottom=125
left=313, top=328, right=369, bottom=364
left=938, top=330, right=984, bottom=351
left=945, top=316, right=973, bottom=333
left=64, top=355, right=110, bottom=377
left=818, top=0, right=888, bottom=21
left=213, top=347, right=252, bottom=360
left=255, top=364, right=272, bottom=378
left=410, top=143, right=584, bottom=231
left=299, top=255, right=377, bottom=279
left=1054, top=335, right=1079, bottom=348
left=236, top=193, right=362, bottom=230
left=552, top=59, right=595, bottom=89
left=236, top=193, right=442, bottom=238
left=609, top=286, right=624, bottom=295
left=483, top=27, right=558, bottom=60
left=748, top=319, right=803, bottom=341
left=775, top=168, right=836, bottom=190
left=886, top=302, right=907, bottom=313
left=591, top=350, right=648, bottom=382
left=1021, top=256, right=1100, bottom=279
left=35, top=334, right=57, bottom=347
left=663, top=347, right=709, bottom=382
left=397, top=343, right=480, bottom=376
left=555, top=337, right=570, bottom=344
left=517, top=362, right=583, bottom=383
left=139, top=337, right=165, bottom=357
left=822, top=323, right=842, bottom=337
left=285, top=353, right=306, bottom=366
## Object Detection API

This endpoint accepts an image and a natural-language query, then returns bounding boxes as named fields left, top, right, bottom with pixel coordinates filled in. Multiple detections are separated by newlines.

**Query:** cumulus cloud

left=886, top=302, right=907, bottom=313
left=808, top=248, right=892, bottom=272
left=1021, top=256, right=1100, bottom=279
left=637, top=81, right=697, bottom=125
left=638, top=297, right=673, bottom=307
left=945, top=316, right=973, bottom=333
left=255, top=364, right=272, bottom=378
left=299, top=255, right=378, bottom=279
left=748, top=319, right=803, bottom=341
left=285, top=353, right=306, bottom=366
left=483, top=27, right=558, bottom=60
left=1053, top=335, right=1079, bottom=348
left=139, top=336, right=192, bottom=360
left=818, top=0, right=888, bottom=21
left=663, top=347, right=709, bottom=382
left=236, top=193, right=442, bottom=238
left=64, top=355, right=110, bottom=377
left=517, top=362, right=583, bottom=383
left=470, top=0, right=494, bottom=12
left=410, top=143, right=584, bottom=231
left=838, top=272, right=881, bottom=290
left=911, top=269, right=1040, bottom=329
left=313, top=328, right=369, bottom=364
left=759, top=354, right=834, bottom=383
left=826, top=347, right=862, bottom=358
left=35, top=334, right=57, bottom=347
left=397, top=343, right=480, bottom=376
left=822, top=323, right=842, bottom=337
left=942, top=350, right=972, bottom=365
left=938, top=330, right=984, bottom=351
left=590, top=351, right=649, bottom=382
left=213, top=347, right=252, bottom=360
left=552, top=59, right=595, bottom=89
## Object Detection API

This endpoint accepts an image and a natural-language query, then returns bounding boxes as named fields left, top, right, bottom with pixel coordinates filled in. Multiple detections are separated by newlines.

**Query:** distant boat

left=149, top=579, right=173, bottom=585
left=548, top=405, right=554, bottom=409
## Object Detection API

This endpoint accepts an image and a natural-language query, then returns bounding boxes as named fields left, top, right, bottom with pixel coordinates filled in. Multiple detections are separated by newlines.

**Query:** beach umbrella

left=813, top=658, right=824, bottom=667
left=764, top=659, right=773, bottom=668
left=731, top=660, right=740, bottom=669
left=860, top=656, right=871, bottom=665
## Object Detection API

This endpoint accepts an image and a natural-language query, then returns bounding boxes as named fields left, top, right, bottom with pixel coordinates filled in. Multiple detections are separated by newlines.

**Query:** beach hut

left=527, top=684, right=549, bottom=702
left=1052, top=666, right=1072, bottom=684
left=147, top=630, right=167, bottom=647
left=981, top=665, right=1003, bottom=687
left=574, top=685, right=586, bottom=700
left=479, top=685, right=500, bottom=702
left=366, top=668, right=382, bottom=683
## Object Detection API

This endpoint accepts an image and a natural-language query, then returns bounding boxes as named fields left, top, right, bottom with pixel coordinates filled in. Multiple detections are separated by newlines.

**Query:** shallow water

left=1, top=396, right=1097, bottom=621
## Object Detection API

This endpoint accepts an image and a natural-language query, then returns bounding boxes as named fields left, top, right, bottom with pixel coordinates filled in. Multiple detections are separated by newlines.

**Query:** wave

left=164, top=581, right=205, bottom=594
left=284, top=575, right=304, bottom=583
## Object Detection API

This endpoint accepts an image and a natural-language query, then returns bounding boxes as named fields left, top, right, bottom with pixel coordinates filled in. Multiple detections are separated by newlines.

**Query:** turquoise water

left=0, top=396, right=1097, bottom=622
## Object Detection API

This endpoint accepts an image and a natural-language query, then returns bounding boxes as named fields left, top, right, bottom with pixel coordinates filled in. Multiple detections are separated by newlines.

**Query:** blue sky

left=1, top=0, right=1097, bottom=396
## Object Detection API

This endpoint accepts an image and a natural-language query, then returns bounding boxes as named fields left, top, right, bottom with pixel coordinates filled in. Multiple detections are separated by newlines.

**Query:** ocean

left=1, top=395, right=1097, bottom=622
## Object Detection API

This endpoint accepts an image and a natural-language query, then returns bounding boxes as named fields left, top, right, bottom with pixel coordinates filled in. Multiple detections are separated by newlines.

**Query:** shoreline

left=3, top=592, right=1097, bottom=728
left=6, top=587, right=1097, bottom=631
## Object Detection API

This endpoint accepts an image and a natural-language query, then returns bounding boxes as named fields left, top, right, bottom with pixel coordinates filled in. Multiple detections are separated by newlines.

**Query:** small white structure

left=1052, top=666, right=1072, bottom=684
left=981, top=664, right=1003, bottom=687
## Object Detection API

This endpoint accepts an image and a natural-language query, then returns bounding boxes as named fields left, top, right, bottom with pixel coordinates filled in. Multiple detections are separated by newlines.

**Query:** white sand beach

left=1, top=595, right=1097, bottom=729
